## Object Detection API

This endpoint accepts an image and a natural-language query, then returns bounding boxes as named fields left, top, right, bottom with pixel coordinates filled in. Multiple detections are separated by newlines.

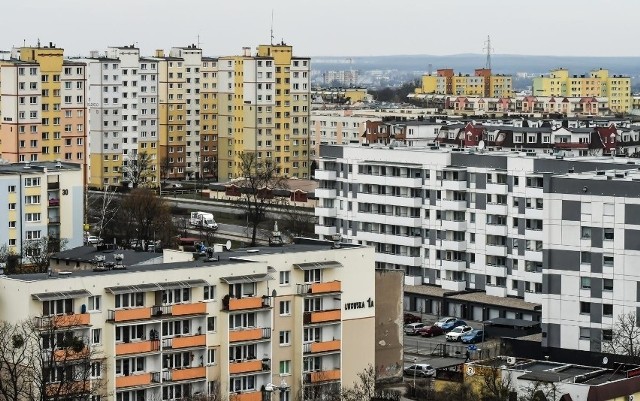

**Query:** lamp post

left=413, top=356, right=418, bottom=387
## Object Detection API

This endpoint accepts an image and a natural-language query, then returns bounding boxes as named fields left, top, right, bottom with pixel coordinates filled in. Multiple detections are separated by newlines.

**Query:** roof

left=404, top=284, right=449, bottom=297
left=483, top=317, right=541, bottom=328
left=51, top=246, right=161, bottom=266
left=447, top=292, right=541, bottom=312
left=0, top=161, right=81, bottom=175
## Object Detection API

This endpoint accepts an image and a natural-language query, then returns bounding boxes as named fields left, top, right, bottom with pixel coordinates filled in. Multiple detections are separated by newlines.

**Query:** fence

left=404, top=339, right=501, bottom=360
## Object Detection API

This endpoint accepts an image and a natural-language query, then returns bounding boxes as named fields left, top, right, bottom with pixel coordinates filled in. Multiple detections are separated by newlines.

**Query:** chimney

left=89, top=50, right=99, bottom=58
left=242, top=47, right=251, bottom=57
left=155, top=49, right=164, bottom=58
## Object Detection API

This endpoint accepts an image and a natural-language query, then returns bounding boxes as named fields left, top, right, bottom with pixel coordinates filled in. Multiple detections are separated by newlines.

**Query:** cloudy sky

left=2, top=0, right=637, bottom=58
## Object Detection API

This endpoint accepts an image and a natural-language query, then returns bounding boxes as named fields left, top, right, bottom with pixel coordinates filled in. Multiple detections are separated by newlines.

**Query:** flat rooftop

left=6, top=238, right=362, bottom=282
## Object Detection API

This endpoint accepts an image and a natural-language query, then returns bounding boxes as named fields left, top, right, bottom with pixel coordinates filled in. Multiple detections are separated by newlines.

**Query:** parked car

left=445, top=325, right=474, bottom=342
left=404, top=313, right=422, bottom=324
left=434, top=316, right=457, bottom=328
left=417, top=325, right=444, bottom=337
left=461, top=330, right=485, bottom=344
left=404, top=322, right=426, bottom=335
left=85, top=236, right=102, bottom=245
left=404, top=364, right=435, bottom=378
left=441, top=319, right=467, bottom=332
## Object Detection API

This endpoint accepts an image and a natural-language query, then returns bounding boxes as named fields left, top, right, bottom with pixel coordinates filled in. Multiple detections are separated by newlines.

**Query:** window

left=580, top=302, right=591, bottom=314
left=603, top=255, right=614, bottom=267
left=603, top=304, right=613, bottom=316
left=161, top=288, right=190, bottom=304
left=304, top=269, right=321, bottom=283
left=604, top=228, right=614, bottom=241
left=207, top=316, right=217, bottom=332
left=115, top=292, right=144, bottom=308
left=579, top=327, right=590, bottom=340
left=279, top=271, right=290, bottom=285
left=581, top=252, right=591, bottom=264
left=8, top=185, right=15, bottom=193
left=279, top=301, right=291, bottom=316
left=603, top=329, right=613, bottom=341
left=580, top=277, right=591, bottom=289
left=92, top=328, right=102, bottom=345
left=204, top=285, right=216, bottom=301
left=603, top=203, right=614, bottom=216
left=90, top=362, right=102, bottom=379
left=24, top=177, right=41, bottom=187
left=8, top=203, right=15, bottom=210
left=581, top=227, right=591, bottom=239
left=279, top=360, right=291, bottom=375
left=279, top=330, right=291, bottom=346
left=207, top=348, right=216, bottom=365
left=88, top=295, right=101, bottom=312
left=603, top=279, right=614, bottom=291
left=42, top=298, right=73, bottom=316
left=24, top=195, right=40, bottom=205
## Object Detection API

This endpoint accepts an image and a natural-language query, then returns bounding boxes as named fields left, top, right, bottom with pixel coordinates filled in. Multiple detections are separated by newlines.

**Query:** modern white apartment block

left=0, top=240, right=375, bottom=400
left=315, top=144, right=640, bottom=351
left=0, top=161, right=84, bottom=255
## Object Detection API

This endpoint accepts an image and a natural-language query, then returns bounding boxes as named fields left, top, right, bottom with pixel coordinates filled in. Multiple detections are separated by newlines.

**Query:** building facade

left=315, top=144, right=640, bottom=351
left=0, top=240, right=376, bottom=400
left=416, top=68, right=513, bottom=99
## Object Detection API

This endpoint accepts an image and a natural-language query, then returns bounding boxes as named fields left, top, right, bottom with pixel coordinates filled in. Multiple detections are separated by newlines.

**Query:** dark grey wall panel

left=476, top=193, right=486, bottom=210
left=518, top=199, right=525, bottom=215
left=451, top=153, right=508, bottom=170
left=626, top=205, right=640, bottom=225
left=543, top=274, right=562, bottom=295
left=548, top=249, right=580, bottom=271
left=550, top=177, right=640, bottom=197
left=590, top=303, right=602, bottom=324
left=590, top=328, right=602, bottom=352
left=562, top=200, right=581, bottom=221
left=547, top=323, right=562, bottom=348
left=591, top=227, right=603, bottom=248
left=517, top=280, right=525, bottom=298
left=518, top=219, right=525, bottom=235
left=591, top=252, right=602, bottom=274
left=319, top=145, right=344, bottom=158
left=625, top=229, right=640, bottom=251
left=475, top=274, right=486, bottom=291
left=590, top=277, right=602, bottom=299
left=475, top=173, right=486, bottom=189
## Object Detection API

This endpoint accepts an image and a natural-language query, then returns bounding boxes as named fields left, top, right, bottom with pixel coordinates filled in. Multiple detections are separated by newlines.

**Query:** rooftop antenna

left=483, top=35, right=493, bottom=70
left=270, top=10, right=275, bottom=45
left=197, top=34, right=202, bottom=49
left=428, top=63, right=433, bottom=75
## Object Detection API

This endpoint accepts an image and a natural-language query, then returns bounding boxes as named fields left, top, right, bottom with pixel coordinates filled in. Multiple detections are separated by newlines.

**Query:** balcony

left=229, top=391, right=262, bottom=401
left=440, top=239, right=467, bottom=252
left=440, top=260, right=466, bottom=271
left=48, top=217, right=61, bottom=225
left=315, top=225, right=337, bottom=236
left=485, top=245, right=507, bottom=257
left=108, top=308, right=152, bottom=322
left=486, top=224, right=508, bottom=236
left=441, top=179, right=467, bottom=191
left=297, top=281, right=341, bottom=296
left=486, top=203, right=508, bottom=215
left=35, top=313, right=90, bottom=329
left=305, top=369, right=341, bottom=384
left=229, top=360, right=268, bottom=375
left=440, top=279, right=466, bottom=291
left=47, top=182, right=60, bottom=190
left=525, top=250, right=543, bottom=262
left=115, top=340, right=160, bottom=356
left=377, top=253, right=421, bottom=267
left=485, top=285, right=507, bottom=298
left=48, top=346, right=89, bottom=362
left=151, top=302, right=207, bottom=317
left=229, top=327, right=271, bottom=343
left=48, top=198, right=60, bottom=207
left=441, top=220, right=466, bottom=231
left=46, top=381, right=89, bottom=397
left=357, top=193, right=423, bottom=208
left=225, top=296, right=269, bottom=311
left=304, top=340, right=341, bottom=354
left=525, top=229, right=544, bottom=241
left=315, top=188, right=337, bottom=199
left=315, top=207, right=337, bottom=218
left=163, top=334, right=206, bottom=349
left=485, top=265, right=507, bottom=278
left=164, top=366, right=207, bottom=381
left=525, top=208, right=544, bottom=220
left=486, top=183, right=508, bottom=195
left=304, top=309, right=341, bottom=324
left=116, top=372, right=159, bottom=388
left=440, top=199, right=466, bottom=211
left=314, top=170, right=337, bottom=181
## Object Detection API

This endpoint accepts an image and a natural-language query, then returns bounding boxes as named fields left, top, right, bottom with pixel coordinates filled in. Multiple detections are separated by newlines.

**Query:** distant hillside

left=312, top=54, right=640, bottom=76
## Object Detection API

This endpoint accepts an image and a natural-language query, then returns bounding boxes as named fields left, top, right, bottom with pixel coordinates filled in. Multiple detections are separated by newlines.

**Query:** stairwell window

left=279, top=330, right=291, bottom=346
left=204, top=285, right=216, bottom=301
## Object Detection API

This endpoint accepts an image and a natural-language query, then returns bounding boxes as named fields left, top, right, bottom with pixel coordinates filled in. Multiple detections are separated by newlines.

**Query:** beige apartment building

left=0, top=240, right=376, bottom=401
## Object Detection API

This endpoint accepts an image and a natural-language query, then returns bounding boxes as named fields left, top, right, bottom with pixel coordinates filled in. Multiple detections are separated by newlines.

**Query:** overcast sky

left=3, top=0, right=638, bottom=58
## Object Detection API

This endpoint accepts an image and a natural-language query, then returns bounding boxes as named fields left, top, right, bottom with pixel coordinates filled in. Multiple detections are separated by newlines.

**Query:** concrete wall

left=375, top=270, right=404, bottom=380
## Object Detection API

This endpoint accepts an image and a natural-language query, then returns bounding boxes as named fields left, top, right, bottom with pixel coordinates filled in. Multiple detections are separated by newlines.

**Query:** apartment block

left=533, top=68, right=631, bottom=113
left=0, top=240, right=375, bottom=400
left=310, top=110, right=378, bottom=158
left=315, top=144, right=640, bottom=351
left=0, top=44, right=88, bottom=183
left=200, top=57, right=219, bottom=179
left=416, top=68, right=513, bottom=98
left=0, top=161, right=84, bottom=256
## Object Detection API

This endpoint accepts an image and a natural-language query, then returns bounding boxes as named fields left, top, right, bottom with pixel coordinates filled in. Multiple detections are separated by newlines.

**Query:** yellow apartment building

left=0, top=239, right=376, bottom=401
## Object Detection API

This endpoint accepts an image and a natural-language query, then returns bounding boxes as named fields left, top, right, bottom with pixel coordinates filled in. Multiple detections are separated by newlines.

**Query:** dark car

left=441, top=319, right=467, bottom=332
left=461, top=330, right=485, bottom=344
left=404, top=313, right=422, bottom=324
left=417, top=325, right=444, bottom=337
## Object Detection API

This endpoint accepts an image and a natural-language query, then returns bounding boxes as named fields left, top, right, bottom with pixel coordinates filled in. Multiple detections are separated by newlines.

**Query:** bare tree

left=279, top=205, right=316, bottom=239
left=124, top=151, right=154, bottom=188
left=159, top=156, right=171, bottom=186
left=602, top=311, right=640, bottom=357
left=202, top=157, right=217, bottom=181
left=481, top=366, right=515, bottom=401
left=22, top=237, right=69, bottom=274
left=238, top=152, right=287, bottom=246
left=342, top=364, right=377, bottom=401
left=0, top=316, right=105, bottom=401
left=88, top=186, right=120, bottom=241
left=518, top=381, right=558, bottom=401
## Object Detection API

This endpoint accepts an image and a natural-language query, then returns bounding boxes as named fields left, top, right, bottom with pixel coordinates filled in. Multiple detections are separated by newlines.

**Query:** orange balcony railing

left=227, top=297, right=265, bottom=311
left=116, top=373, right=153, bottom=388
left=173, top=302, right=207, bottom=316
left=229, top=327, right=271, bottom=343
left=311, top=281, right=341, bottom=294
left=304, top=309, right=341, bottom=324
left=108, top=308, right=152, bottom=322
left=229, top=391, right=263, bottom=401
left=163, top=334, right=206, bottom=349
left=52, top=346, right=89, bottom=361
left=115, top=340, right=160, bottom=356
left=304, top=340, right=341, bottom=354
left=164, top=366, right=207, bottom=381
left=36, top=313, right=91, bottom=329
left=306, top=369, right=341, bottom=383
left=45, top=381, right=89, bottom=397
left=229, top=360, right=264, bottom=375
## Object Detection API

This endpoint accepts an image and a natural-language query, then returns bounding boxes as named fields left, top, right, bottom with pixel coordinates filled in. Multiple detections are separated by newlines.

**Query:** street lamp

left=413, top=356, right=418, bottom=387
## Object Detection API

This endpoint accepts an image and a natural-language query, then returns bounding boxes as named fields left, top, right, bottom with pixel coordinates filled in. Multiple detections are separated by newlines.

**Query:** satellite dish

left=478, top=140, right=485, bottom=150
left=602, top=357, right=608, bottom=365
left=225, top=240, right=232, bottom=251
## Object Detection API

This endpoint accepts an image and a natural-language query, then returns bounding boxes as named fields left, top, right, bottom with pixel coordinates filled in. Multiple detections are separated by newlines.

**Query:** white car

left=434, top=317, right=456, bottom=328
left=404, top=322, right=425, bottom=335
left=404, top=364, right=436, bottom=378
left=86, top=236, right=102, bottom=245
left=445, top=325, right=473, bottom=342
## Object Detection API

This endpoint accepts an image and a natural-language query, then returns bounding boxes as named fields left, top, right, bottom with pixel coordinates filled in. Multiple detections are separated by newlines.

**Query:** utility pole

left=483, top=35, right=493, bottom=70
